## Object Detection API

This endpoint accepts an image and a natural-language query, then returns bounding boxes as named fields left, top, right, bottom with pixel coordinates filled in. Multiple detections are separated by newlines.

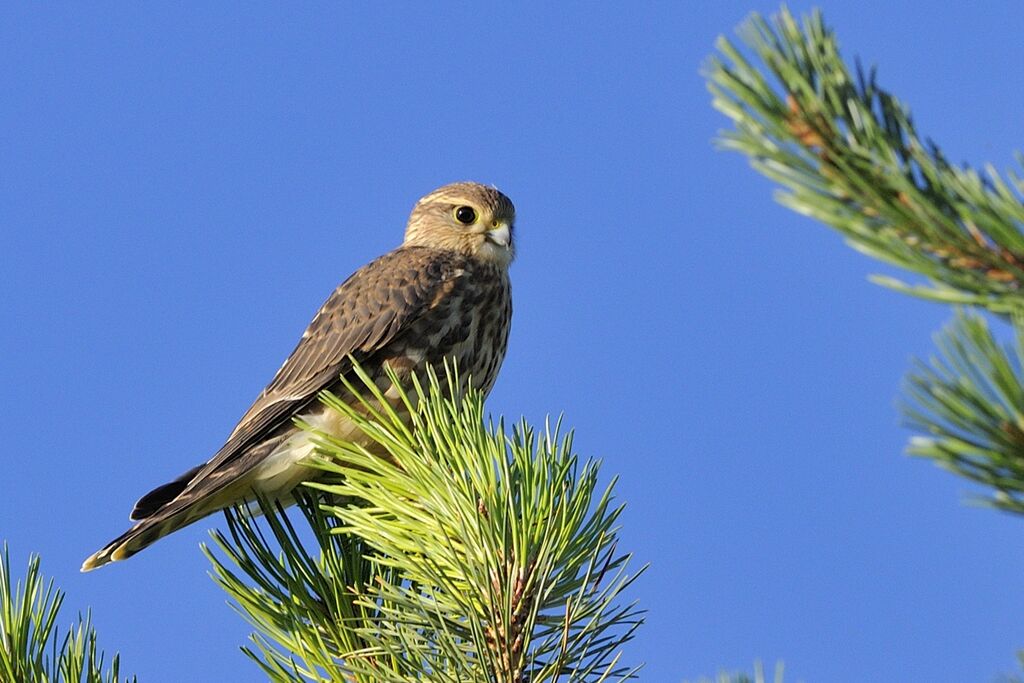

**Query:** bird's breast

left=389, top=268, right=511, bottom=398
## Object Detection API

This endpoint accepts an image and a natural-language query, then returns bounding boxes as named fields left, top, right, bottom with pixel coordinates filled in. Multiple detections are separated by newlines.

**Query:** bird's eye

left=454, top=206, right=477, bottom=225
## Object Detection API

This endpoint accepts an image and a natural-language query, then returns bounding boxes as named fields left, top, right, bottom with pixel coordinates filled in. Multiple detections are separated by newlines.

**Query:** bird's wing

left=130, top=246, right=466, bottom=520
left=226, top=246, right=463, bottom=450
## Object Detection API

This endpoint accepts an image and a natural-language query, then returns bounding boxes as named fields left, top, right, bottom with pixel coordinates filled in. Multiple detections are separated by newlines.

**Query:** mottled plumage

left=83, top=182, right=515, bottom=571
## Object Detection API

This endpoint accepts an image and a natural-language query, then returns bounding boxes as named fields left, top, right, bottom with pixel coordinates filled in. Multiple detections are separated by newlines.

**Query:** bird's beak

left=486, top=223, right=511, bottom=248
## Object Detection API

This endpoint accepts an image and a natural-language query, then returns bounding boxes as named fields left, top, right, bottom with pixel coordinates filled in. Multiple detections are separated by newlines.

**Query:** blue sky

left=2, top=2, right=1023, bottom=681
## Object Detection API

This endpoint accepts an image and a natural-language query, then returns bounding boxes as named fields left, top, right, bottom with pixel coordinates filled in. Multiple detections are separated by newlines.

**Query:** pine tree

left=700, top=6, right=1024, bottom=679
left=1, top=365, right=643, bottom=681
left=705, top=6, right=1024, bottom=515
left=203, top=364, right=645, bottom=682
left=0, top=545, right=133, bottom=683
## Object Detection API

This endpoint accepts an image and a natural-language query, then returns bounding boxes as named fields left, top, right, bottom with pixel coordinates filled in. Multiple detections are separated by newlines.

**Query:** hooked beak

left=485, top=222, right=512, bottom=248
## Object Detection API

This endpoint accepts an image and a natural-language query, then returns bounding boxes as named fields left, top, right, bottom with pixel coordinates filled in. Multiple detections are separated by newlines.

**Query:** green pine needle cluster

left=905, top=312, right=1024, bottom=513
left=0, top=544, right=132, bottom=683
left=206, top=363, right=644, bottom=682
left=685, top=660, right=785, bottom=683
left=706, top=6, right=1024, bottom=312
left=705, top=6, right=1024, bottom=514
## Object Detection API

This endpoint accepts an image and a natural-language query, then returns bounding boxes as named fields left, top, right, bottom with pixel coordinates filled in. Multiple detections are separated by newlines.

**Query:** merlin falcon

left=82, top=182, right=515, bottom=571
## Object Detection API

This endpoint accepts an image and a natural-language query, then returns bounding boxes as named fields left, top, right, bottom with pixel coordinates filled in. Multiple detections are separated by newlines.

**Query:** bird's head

left=404, top=182, right=516, bottom=267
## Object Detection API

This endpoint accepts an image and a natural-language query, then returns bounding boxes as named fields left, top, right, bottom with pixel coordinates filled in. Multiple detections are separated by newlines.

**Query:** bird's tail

left=81, top=510, right=197, bottom=572
left=82, top=434, right=290, bottom=572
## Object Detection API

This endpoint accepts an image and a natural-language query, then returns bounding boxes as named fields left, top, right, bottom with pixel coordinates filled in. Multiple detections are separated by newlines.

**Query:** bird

left=82, top=181, right=515, bottom=571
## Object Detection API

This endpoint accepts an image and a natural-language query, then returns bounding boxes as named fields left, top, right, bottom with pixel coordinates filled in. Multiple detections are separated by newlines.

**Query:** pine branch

left=998, top=651, right=1024, bottom=683
left=685, top=660, right=785, bottom=683
left=205, top=363, right=645, bottom=682
left=0, top=544, right=133, bottom=683
left=904, top=312, right=1024, bottom=515
left=705, top=7, right=1024, bottom=313
left=705, top=6, right=1024, bottom=514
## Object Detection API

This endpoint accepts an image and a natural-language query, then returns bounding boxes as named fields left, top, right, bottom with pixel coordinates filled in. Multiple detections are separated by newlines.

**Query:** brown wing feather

left=142, top=246, right=468, bottom=515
